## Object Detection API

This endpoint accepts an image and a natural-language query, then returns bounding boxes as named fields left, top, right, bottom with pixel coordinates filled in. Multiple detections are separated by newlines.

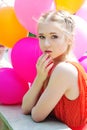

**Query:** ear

left=68, top=39, right=72, bottom=45
left=65, top=35, right=73, bottom=45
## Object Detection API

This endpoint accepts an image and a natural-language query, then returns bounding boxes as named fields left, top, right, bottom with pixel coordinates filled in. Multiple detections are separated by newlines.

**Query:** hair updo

left=38, top=10, right=75, bottom=36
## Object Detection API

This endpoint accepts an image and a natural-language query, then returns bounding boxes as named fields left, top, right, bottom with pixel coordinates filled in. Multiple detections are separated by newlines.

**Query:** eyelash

left=51, top=35, right=58, bottom=39
left=38, top=35, right=45, bottom=39
left=38, top=35, right=59, bottom=40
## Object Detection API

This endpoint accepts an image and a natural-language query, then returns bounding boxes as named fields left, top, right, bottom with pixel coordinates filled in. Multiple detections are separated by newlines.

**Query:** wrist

left=35, top=75, right=45, bottom=85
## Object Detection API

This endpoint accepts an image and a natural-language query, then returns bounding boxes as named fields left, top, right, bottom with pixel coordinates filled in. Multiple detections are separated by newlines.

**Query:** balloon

left=76, top=0, right=87, bottom=22
left=0, top=68, right=29, bottom=105
left=73, top=15, right=87, bottom=59
left=51, top=1, right=56, bottom=10
left=0, top=7, right=28, bottom=48
left=54, top=0, right=85, bottom=14
left=11, top=37, right=42, bottom=83
left=79, top=55, right=87, bottom=72
left=14, top=0, right=53, bottom=34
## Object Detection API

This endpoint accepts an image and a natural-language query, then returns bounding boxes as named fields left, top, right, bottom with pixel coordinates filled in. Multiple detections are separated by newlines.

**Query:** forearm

left=22, top=75, right=44, bottom=114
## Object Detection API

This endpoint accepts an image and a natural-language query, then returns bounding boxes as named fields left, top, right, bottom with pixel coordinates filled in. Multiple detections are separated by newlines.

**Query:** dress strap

left=68, top=62, right=87, bottom=123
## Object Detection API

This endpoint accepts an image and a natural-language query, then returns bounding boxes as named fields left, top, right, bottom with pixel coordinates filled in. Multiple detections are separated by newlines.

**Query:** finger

left=46, top=62, right=54, bottom=73
left=42, top=57, right=53, bottom=69
left=37, top=53, right=49, bottom=67
left=36, top=54, right=44, bottom=66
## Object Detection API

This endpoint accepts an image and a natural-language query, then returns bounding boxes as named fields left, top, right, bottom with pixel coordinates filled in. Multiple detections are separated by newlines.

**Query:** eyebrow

left=38, top=32, right=57, bottom=35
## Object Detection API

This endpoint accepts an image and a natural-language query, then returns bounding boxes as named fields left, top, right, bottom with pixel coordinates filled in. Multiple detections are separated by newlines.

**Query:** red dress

left=52, top=62, right=87, bottom=130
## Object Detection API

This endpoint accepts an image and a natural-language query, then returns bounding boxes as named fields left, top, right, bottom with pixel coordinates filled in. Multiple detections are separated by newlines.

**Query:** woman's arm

left=22, top=53, right=54, bottom=114
left=22, top=75, right=44, bottom=114
left=31, top=62, right=78, bottom=122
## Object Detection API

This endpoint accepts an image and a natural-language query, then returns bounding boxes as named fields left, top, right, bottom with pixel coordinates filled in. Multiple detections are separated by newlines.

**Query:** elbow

left=21, top=97, right=31, bottom=115
left=21, top=106, right=28, bottom=115
left=21, top=104, right=30, bottom=115
left=31, top=108, right=45, bottom=122
left=32, top=115, right=42, bottom=123
left=32, top=114, right=44, bottom=123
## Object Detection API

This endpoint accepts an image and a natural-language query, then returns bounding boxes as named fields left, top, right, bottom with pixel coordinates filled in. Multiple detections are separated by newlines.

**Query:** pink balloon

left=11, top=37, right=42, bottom=83
left=76, top=1, right=87, bottom=22
left=50, top=1, right=56, bottom=10
left=0, top=68, right=29, bottom=105
left=14, top=0, right=53, bottom=34
left=79, top=55, right=87, bottom=72
left=73, top=15, right=87, bottom=59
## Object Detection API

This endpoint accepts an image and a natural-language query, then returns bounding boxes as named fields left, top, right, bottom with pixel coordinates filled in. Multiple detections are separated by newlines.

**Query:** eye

left=38, top=35, right=45, bottom=39
left=51, top=35, right=58, bottom=39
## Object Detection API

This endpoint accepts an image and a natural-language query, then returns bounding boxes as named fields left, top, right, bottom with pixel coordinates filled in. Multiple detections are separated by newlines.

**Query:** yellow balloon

left=54, top=0, right=85, bottom=14
left=0, top=7, right=28, bottom=48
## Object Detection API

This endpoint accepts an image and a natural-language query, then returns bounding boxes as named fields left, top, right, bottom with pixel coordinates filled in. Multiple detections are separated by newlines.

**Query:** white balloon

left=73, top=15, right=87, bottom=59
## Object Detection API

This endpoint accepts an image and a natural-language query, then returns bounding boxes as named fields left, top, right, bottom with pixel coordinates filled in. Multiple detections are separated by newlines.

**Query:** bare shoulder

left=52, top=62, right=78, bottom=77
left=49, top=62, right=79, bottom=100
left=50, top=62, right=78, bottom=88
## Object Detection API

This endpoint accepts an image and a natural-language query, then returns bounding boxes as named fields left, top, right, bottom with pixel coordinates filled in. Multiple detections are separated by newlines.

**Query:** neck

left=53, top=51, right=78, bottom=65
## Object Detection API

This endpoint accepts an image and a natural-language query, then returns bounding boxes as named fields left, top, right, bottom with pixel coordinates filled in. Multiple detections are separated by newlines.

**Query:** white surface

left=0, top=57, right=12, bottom=68
left=0, top=105, right=71, bottom=130
left=0, top=0, right=15, bottom=7
left=0, top=49, right=12, bottom=68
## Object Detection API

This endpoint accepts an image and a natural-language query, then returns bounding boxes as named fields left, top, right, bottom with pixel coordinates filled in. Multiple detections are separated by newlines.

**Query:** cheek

left=54, top=40, right=68, bottom=52
left=39, top=42, right=44, bottom=51
left=59, top=37, right=67, bottom=48
left=0, top=49, right=5, bottom=54
left=59, top=44, right=68, bottom=52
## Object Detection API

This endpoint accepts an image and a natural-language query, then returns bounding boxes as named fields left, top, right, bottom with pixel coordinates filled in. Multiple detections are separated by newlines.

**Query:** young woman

left=0, top=44, right=5, bottom=60
left=0, top=44, right=12, bottom=68
left=22, top=10, right=87, bottom=130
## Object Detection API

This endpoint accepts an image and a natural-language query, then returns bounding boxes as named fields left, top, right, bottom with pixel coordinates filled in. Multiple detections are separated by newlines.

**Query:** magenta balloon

left=0, top=68, right=29, bottom=105
left=14, top=0, right=53, bottom=34
left=11, top=37, right=42, bottom=83
left=73, top=15, right=87, bottom=59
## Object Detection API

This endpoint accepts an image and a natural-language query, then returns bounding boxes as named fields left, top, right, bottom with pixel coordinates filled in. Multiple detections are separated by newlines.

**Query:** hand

left=36, top=53, right=54, bottom=82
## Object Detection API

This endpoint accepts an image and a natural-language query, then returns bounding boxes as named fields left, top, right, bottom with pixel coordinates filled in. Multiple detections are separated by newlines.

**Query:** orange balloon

left=0, top=7, right=28, bottom=48
left=54, top=0, right=85, bottom=14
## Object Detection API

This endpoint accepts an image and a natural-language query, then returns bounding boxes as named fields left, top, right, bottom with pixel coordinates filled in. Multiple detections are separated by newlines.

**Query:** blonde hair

left=37, top=11, right=76, bottom=88
left=38, top=10, right=75, bottom=37
left=37, top=10, right=76, bottom=57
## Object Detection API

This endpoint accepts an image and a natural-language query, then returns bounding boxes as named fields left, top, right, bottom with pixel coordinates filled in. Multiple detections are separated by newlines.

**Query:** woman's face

left=38, top=22, right=70, bottom=59
left=0, top=45, right=5, bottom=59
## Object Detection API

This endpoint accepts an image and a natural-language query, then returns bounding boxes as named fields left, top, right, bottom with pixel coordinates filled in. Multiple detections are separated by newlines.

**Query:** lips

left=45, top=50, right=52, bottom=54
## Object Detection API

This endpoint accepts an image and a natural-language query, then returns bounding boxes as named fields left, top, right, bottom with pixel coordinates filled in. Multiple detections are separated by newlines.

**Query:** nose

left=44, top=39, right=51, bottom=47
